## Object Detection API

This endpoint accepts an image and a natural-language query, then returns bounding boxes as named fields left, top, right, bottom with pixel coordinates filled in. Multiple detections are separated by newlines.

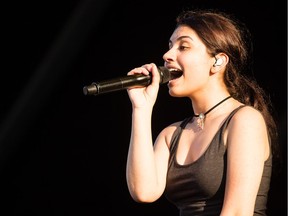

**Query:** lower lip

left=168, top=77, right=180, bottom=86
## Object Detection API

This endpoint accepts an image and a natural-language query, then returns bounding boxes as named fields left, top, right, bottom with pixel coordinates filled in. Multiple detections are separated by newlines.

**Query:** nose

left=163, top=49, right=174, bottom=64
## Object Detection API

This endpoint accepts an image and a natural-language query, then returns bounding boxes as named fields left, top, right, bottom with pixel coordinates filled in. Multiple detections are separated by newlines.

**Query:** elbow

left=127, top=186, right=161, bottom=203
left=126, top=171, right=165, bottom=203
left=130, top=194, right=152, bottom=203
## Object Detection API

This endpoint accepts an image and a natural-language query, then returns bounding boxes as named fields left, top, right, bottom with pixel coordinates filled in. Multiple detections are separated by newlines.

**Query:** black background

left=1, top=0, right=286, bottom=215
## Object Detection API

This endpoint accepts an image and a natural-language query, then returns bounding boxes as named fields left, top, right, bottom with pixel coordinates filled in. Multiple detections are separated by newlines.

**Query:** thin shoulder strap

left=221, top=105, right=246, bottom=130
left=170, top=117, right=192, bottom=152
left=168, top=117, right=192, bottom=168
left=180, top=116, right=193, bottom=128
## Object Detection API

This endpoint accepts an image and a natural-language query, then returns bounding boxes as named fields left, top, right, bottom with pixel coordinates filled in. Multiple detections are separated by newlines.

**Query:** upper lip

left=165, top=65, right=180, bottom=70
left=165, top=64, right=182, bottom=71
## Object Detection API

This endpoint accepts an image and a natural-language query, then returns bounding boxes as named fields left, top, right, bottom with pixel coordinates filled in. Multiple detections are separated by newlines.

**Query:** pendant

left=196, top=113, right=205, bottom=130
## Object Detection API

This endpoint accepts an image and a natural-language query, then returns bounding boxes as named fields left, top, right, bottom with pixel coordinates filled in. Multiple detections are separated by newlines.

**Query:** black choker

left=194, top=95, right=232, bottom=130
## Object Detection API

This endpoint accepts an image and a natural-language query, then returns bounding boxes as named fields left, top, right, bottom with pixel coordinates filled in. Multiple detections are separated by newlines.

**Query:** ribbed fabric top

left=164, top=105, right=272, bottom=216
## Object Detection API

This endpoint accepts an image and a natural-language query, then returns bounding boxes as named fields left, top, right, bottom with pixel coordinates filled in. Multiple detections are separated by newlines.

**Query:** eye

left=179, top=45, right=189, bottom=51
left=179, top=46, right=188, bottom=50
left=178, top=40, right=191, bottom=51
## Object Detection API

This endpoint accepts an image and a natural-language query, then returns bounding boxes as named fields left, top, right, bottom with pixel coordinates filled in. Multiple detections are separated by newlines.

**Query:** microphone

left=83, top=66, right=173, bottom=96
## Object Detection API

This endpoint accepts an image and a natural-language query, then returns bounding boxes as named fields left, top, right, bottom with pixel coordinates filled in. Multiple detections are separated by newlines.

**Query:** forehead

left=169, top=25, right=200, bottom=43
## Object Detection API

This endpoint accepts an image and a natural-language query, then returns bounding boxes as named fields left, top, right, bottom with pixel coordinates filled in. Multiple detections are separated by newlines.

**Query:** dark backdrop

left=1, top=0, right=286, bottom=215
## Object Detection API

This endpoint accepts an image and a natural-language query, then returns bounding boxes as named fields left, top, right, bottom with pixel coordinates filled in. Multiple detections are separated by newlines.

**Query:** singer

left=125, top=9, right=279, bottom=216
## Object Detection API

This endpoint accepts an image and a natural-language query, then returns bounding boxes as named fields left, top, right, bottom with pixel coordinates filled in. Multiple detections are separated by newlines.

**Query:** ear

left=211, top=53, right=229, bottom=73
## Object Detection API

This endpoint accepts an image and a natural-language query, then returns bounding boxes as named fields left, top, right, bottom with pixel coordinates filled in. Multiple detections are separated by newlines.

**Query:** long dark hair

left=175, top=9, right=280, bottom=171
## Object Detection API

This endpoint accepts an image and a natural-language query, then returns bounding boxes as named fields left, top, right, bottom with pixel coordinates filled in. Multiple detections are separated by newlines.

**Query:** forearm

left=126, top=107, right=160, bottom=202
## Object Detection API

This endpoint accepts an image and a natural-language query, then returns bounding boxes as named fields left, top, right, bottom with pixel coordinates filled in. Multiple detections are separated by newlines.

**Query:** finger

left=127, top=67, right=149, bottom=76
left=149, top=63, right=161, bottom=85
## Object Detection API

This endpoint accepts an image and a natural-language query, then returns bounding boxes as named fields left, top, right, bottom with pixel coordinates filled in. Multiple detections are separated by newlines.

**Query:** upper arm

left=221, top=106, right=270, bottom=215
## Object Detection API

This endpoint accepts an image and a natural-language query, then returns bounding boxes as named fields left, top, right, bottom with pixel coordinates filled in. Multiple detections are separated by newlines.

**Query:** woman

left=125, top=9, right=278, bottom=216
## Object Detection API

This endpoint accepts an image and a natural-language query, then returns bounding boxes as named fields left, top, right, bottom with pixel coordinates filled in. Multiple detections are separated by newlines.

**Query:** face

left=163, top=25, right=215, bottom=97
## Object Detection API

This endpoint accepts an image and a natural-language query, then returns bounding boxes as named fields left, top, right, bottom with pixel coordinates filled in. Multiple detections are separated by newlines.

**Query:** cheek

left=181, top=50, right=209, bottom=65
left=184, top=63, right=211, bottom=87
left=184, top=56, right=210, bottom=76
left=189, top=52, right=212, bottom=69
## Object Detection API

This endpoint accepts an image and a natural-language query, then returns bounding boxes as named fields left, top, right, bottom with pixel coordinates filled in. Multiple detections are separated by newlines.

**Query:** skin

left=126, top=25, right=270, bottom=216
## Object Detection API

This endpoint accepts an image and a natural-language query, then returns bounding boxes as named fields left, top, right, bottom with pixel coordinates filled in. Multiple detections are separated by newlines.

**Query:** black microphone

left=83, top=66, right=173, bottom=96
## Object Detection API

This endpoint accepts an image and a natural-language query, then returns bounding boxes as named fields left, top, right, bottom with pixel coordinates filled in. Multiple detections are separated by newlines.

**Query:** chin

left=168, top=89, right=183, bottom=97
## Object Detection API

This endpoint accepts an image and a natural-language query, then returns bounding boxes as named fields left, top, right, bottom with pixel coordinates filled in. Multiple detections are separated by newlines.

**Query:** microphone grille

left=158, top=66, right=171, bottom=84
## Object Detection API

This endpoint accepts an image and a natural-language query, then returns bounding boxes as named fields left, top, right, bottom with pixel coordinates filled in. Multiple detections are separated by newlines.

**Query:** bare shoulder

left=160, top=120, right=183, bottom=136
left=227, top=105, right=269, bottom=157
left=156, top=119, right=186, bottom=148
left=230, top=105, right=266, bottom=126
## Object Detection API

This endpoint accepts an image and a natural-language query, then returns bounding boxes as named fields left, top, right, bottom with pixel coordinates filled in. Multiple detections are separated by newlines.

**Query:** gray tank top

left=164, top=105, right=272, bottom=216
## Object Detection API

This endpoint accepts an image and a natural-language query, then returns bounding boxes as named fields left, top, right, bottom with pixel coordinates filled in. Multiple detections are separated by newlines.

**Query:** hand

left=127, top=63, right=160, bottom=109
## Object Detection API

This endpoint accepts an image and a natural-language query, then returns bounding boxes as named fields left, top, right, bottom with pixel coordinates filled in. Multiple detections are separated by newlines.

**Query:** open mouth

left=169, top=68, right=183, bottom=80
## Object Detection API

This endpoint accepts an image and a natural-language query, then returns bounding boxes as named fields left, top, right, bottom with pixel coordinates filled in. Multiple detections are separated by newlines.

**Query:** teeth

left=168, top=68, right=180, bottom=72
left=169, top=68, right=183, bottom=79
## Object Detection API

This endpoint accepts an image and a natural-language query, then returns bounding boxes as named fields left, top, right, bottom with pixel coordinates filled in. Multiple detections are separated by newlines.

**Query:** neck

left=192, top=95, right=232, bottom=130
left=192, top=95, right=231, bottom=116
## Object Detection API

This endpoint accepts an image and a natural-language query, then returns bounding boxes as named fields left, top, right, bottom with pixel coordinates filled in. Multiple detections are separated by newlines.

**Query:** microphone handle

left=83, top=74, right=151, bottom=96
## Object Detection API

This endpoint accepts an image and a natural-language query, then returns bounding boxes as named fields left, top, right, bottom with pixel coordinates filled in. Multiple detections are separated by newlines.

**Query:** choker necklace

left=194, top=95, right=232, bottom=130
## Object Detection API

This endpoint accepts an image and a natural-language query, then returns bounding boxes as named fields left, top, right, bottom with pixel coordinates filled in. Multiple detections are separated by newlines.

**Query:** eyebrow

left=169, top=35, right=194, bottom=44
